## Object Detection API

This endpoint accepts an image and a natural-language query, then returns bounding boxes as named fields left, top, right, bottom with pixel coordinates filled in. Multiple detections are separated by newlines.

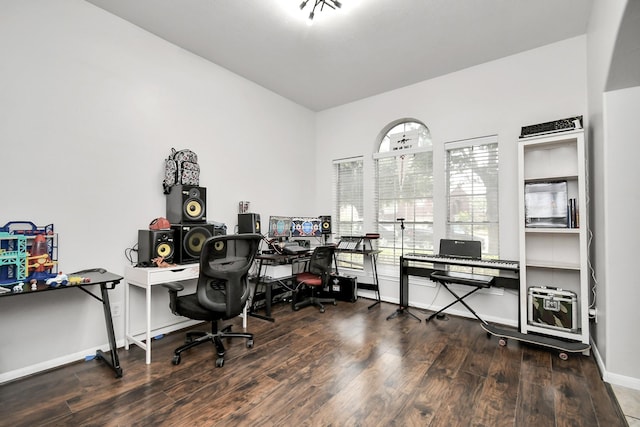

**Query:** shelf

left=524, top=261, right=581, bottom=270
left=524, top=324, right=583, bottom=342
left=524, top=174, right=579, bottom=183
left=518, top=128, right=588, bottom=347
left=525, top=228, right=580, bottom=234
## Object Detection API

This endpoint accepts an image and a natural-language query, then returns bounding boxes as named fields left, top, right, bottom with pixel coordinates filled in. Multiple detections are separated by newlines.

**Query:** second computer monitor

left=291, top=216, right=322, bottom=238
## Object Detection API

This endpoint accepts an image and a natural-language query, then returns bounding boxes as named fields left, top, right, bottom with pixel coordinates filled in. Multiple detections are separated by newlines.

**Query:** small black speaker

left=319, top=215, right=332, bottom=234
left=138, top=229, right=175, bottom=264
left=171, top=223, right=217, bottom=264
left=238, top=213, right=260, bottom=234
left=166, top=185, right=207, bottom=224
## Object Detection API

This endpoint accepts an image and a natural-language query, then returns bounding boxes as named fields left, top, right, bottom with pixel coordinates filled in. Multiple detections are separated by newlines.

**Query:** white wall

left=0, top=0, right=315, bottom=381
left=315, top=36, right=588, bottom=325
left=602, top=86, right=640, bottom=386
left=587, top=0, right=640, bottom=389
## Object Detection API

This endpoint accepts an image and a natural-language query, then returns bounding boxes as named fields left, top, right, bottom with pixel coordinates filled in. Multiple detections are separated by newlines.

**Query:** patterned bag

left=162, top=148, right=200, bottom=194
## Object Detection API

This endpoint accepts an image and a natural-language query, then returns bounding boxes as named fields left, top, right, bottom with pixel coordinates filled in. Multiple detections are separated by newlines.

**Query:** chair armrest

left=162, top=282, right=185, bottom=315
left=161, top=282, right=185, bottom=292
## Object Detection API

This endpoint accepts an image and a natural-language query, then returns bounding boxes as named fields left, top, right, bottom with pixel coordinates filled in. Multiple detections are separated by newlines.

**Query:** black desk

left=250, top=253, right=309, bottom=322
left=0, top=268, right=123, bottom=378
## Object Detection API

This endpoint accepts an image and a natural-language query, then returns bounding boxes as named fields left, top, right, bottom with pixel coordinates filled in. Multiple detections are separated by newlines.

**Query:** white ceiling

left=85, top=0, right=594, bottom=111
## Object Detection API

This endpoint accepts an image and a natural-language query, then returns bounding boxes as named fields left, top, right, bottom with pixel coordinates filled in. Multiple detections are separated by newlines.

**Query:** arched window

left=373, top=120, right=433, bottom=265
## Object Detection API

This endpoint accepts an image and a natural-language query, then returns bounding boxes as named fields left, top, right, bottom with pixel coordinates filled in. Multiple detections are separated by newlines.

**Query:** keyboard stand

left=427, top=270, right=495, bottom=325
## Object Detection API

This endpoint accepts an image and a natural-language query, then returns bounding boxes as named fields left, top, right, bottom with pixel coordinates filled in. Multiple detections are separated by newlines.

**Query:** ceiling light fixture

left=299, top=0, right=342, bottom=22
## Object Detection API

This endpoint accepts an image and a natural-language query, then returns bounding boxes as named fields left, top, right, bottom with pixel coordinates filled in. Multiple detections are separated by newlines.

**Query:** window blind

left=445, top=135, right=499, bottom=258
left=333, top=157, right=364, bottom=269
left=374, top=150, right=433, bottom=265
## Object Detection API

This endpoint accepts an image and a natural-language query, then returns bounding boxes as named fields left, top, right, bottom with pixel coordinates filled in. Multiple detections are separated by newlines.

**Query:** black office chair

left=292, top=245, right=336, bottom=313
left=163, top=233, right=261, bottom=367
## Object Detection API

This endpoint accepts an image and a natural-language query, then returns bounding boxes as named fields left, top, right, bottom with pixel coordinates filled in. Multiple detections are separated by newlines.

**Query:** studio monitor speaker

left=138, top=229, right=175, bottom=264
left=320, top=215, right=332, bottom=234
left=238, top=213, right=260, bottom=234
left=172, top=223, right=219, bottom=264
left=166, top=185, right=207, bottom=224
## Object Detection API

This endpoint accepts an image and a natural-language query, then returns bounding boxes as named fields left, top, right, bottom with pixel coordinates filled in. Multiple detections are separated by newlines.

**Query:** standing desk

left=0, top=268, right=123, bottom=378
left=124, top=263, right=249, bottom=364
left=335, top=235, right=381, bottom=309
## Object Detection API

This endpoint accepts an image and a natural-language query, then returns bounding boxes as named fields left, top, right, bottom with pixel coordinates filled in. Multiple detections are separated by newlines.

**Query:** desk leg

left=368, top=252, right=381, bottom=309
left=387, top=257, right=420, bottom=322
left=249, top=259, right=275, bottom=323
left=95, top=284, right=123, bottom=378
left=145, top=285, right=152, bottom=364
left=124, top=280, right=130, bottom=350
left=242, top=304, right=247, bottom=329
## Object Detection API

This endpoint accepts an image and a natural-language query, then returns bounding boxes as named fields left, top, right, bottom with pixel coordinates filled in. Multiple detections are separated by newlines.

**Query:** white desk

left=124, top=263, right=248, bottom=364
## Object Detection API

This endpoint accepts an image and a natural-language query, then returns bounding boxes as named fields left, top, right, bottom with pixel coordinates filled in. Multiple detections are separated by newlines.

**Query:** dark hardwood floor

left=0, top=298, right=626, bottom=426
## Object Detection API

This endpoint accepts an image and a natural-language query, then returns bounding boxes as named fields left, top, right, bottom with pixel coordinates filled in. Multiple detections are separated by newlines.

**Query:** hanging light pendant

left=299, top=0, right=342, bottom=22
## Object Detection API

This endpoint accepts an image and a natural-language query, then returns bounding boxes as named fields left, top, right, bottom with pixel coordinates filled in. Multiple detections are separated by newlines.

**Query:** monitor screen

left=291, top=217, right=322, bottom=238
left=268, top=216, right=292, bottom=238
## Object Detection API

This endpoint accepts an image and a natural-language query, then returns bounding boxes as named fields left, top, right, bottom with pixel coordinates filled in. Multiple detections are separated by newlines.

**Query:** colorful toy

left=46, top=272, right=69, bottom=287
left=0, top=221, right=58, bottom=284
left=68, top=276, right=91, bottom=285
left=0, top=232, right=27, bottom=284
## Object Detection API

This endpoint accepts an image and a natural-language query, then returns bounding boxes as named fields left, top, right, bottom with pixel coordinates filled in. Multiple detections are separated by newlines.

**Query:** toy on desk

left=151, top=256, right=176, bottom=268
left=68, top=276, right=91, bottom=285
left=26, top=235, right=57, bottom=275
left=46, top=272, right=69, bottom=287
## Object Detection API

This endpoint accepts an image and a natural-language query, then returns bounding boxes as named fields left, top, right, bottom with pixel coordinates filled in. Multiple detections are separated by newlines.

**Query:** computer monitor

left=268, top=216, right=292, bottom=239
left=291, top=217, right=322, bottom=238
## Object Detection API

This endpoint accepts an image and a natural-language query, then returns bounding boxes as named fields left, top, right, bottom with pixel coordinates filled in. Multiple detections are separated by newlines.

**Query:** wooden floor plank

left=0, top=298, right=626, bottom=426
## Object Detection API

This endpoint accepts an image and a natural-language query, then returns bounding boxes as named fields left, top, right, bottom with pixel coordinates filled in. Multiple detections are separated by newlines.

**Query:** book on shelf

left=524, top=181, right=568, bottom=228
left=568, top=198, right=579, bottom=228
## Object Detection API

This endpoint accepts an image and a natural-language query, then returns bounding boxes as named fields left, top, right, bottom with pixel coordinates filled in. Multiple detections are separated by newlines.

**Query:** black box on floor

left=321, top=274, right=357, bottom=303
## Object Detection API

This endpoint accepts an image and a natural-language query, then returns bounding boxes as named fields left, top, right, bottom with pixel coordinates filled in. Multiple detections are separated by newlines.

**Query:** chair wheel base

left=172, top=354, right=181, bottom=365
left=216, top=357, right=224, bottom=367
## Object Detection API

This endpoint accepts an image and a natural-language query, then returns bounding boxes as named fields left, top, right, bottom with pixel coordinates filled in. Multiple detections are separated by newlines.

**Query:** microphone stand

left=387, top=217, right=420, bottom=322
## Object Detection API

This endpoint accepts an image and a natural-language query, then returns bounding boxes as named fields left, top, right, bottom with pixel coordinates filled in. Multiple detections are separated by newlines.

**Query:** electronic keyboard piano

left=399, top=252, right=519, bottom=323
left=401, top=253, right=519, bottom=292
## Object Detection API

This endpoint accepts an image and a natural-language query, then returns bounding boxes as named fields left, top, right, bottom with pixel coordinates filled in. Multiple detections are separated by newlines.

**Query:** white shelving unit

left=518, top=129, right=589, bottom=346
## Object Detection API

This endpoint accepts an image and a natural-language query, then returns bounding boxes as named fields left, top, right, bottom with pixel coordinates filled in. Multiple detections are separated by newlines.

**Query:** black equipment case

left=322, top=274, right=357, bottom=303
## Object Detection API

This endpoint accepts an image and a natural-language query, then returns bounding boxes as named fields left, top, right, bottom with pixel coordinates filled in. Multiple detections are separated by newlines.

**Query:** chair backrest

left=196, top=233, right=261, bottom=318
left=307, top=245, right=335, bottom=283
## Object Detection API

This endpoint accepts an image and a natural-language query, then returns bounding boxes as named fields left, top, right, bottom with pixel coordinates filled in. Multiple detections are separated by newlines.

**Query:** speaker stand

left=386, top=306, right=421, bottom=321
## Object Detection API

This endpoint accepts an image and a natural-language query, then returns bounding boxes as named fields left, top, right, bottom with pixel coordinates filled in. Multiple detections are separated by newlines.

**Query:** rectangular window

left=333, top=157, right=364, bottom=269
left=445, top=135, right=499, bottom=258
left=374, top=149, right=433, bottom=266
